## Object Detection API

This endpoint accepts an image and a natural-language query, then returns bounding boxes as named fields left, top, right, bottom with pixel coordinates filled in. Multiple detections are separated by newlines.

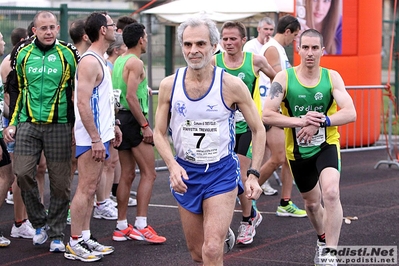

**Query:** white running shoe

left=127, top=197, right=137, bottom=207
left=33, top=225, right=48, bottom=245
left=64, top=241, right=102, bottom=262
left=224, top=227, right=235, bottom=253
left=105, top=198, right=117, bottom=208
left=50, top=239, right=66, bottom=252
left=236, top=222, right=255, bottom=245
left=314, top=240, right=326, bottom=265
left=10, top=221, right=35, bottom=239
left=109, top=195, right=137, bottom=207
left=0, top=232, right=11, bottom=247
left=84, top=236, right=114, bottom=255
left=93, top=202, right=118, bottom=220
left=5, top=191, right=13, bottom=205
left=261, top=180, right=278, bottom=196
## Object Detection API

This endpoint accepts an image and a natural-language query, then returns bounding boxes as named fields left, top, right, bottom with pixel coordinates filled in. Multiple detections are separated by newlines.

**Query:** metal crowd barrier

left=339, top=85, right=399, bottom=168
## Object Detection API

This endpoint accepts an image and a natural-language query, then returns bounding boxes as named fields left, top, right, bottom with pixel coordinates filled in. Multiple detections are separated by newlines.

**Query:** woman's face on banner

left=312, top=0, right=332, bottom=25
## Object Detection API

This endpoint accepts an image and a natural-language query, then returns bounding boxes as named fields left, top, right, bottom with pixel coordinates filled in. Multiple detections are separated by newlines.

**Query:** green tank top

left=112, top=54, right=149, bottom=115
left=282, top=67, right=340, bottom=160
left=215, top=52, right=258, bottom=134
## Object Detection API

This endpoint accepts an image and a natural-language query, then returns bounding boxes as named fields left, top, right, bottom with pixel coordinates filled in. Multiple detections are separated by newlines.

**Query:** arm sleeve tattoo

left=270, top=82, right=283, bottom=100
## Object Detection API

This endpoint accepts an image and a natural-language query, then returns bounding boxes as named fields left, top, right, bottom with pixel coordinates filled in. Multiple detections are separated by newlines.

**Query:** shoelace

left=290, top=202, right=300, bottom=209
left=86, top=235, right=102, bottom=247
left=79, top=241, right=93, bottom=253
left=238, top=224, right=251, bottom=237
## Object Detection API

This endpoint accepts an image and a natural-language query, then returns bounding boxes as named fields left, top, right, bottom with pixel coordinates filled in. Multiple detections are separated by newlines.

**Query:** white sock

left=70, top=235, right=82, bottom=246
left=116, top=219, right=128, bottom=230
left=96, top=200, right=107, bottom=209
left=134, top=216, right=147, bottom=230
left=82, top=230, right=91, bottom=241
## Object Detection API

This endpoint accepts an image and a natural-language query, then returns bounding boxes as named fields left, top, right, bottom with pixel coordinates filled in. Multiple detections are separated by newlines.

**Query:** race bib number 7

left=181, top=120, right=220, bottom=163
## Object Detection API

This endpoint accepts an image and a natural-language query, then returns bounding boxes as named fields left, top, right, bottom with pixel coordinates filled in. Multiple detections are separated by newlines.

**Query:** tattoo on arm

left=270, top=82, right=283, bottom=100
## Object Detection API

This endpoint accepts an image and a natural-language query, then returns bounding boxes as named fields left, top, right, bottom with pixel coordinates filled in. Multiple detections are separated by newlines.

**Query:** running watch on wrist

left=247, top=168, right=260, bottom=178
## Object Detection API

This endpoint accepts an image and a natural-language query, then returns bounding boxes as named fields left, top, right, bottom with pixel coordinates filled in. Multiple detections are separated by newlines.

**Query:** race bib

left=295, top=126, right=326, bottom=147
left=181, top=119, right=220, bottom=163
left=113, top=89, right=122, bottom=110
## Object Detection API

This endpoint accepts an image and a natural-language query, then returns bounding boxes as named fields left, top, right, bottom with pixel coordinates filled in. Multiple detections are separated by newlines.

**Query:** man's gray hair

left=177, top=16, right=220, bottom=47
left=258, top=16, right=275, bottom=27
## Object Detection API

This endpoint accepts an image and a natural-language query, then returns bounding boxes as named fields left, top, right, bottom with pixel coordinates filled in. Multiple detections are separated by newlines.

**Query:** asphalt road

left=0, top=148, right=398, bottom=265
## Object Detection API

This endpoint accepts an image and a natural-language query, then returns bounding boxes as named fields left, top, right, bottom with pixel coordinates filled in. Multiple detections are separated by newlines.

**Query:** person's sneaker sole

left=112, top=234, right=131, bottom=241
left=276, top=209, right=307, bottom=218
left=5, top=199, right=14, bottom=205
left=64, top=253, right=102, bottom=262
left=93, top=215, right=117, bottom=220
left=224, top=227, right=235, bottom=253
left=92, top=208, right=117, bottom=220
left=236, top=237, right=254, bottom=245
left=263, top=190, right=278, bottom=196
left=64, top=244, right=103, bottom=262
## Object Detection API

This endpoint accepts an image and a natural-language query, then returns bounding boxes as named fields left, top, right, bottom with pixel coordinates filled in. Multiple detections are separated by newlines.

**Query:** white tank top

left=74, top=51, right=115, bottom=146
left=260, top=37, right=291, bottom=107
left=169, top=66, right=236, bottom=164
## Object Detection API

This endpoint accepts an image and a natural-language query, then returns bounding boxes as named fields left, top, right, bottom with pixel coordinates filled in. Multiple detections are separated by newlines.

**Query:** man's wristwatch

left=247, top=168, right=260, bottom=178
left=115, top=119, right=121, bottom=126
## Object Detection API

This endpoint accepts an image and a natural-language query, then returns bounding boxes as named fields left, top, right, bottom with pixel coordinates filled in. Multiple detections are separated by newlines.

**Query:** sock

left=96, top=200, right=107, bottom=209
left=70, top=235, right=82, bottom=246
left=242, top=216, right=251, bottom=225
left=15, top=219, right=27, bottom=228
left=116, top=219, right=128, bottom=230
left=280, top=198, right=290, bottom=207
left=317, top=233, right=326, bottom=243
left=82, top=230, right=91, bottom=241
left=135, top=216, right=147, bottom=230
left=112, top=183, right=118, bottom=197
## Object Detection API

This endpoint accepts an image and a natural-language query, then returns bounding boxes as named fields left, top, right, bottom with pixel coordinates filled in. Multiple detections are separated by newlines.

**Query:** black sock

left=112, top=183, right=118, bottom=197
left=15, top=219, right=27, bottom=227
left=242, top=216, right=252, bottom=225
left=280, top=198, right=290, bottom=207
left=317, top=233, right=326, bottom=243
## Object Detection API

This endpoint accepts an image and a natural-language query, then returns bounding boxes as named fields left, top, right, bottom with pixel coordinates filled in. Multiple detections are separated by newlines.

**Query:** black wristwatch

left=115, top=119, right=121, bottom=126
left=247, top=168, right=260, bottom=178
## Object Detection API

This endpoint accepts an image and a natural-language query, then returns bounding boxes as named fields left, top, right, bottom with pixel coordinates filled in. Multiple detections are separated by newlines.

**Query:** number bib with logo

left=295, top=126, right=326, bottom=147
left=181, top=119, right=220, bottom=163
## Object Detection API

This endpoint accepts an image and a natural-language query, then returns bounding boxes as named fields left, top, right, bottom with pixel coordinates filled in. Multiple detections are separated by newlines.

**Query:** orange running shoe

left=136, top=225, right=166, bottom=244
left=112, top=224, right=143, bottom=241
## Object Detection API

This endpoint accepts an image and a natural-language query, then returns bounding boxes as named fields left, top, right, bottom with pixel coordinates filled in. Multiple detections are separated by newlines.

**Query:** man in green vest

left=263, top=29, right=356, bottom=266
left=213, top=21, right=275, bottom=245
left=111, top=22, right=166, bottom=244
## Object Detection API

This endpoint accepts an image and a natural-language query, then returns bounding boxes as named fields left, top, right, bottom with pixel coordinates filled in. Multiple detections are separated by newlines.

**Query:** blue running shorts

left=173, top=154, right=244, bottom=214
left=76, top=141, right=111, bottom=159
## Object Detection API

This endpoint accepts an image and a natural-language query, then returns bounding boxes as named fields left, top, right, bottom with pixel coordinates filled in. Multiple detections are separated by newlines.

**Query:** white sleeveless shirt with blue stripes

left=74, top=51, right=115, bottom=146
left=169, top=66, right=236, bottom=164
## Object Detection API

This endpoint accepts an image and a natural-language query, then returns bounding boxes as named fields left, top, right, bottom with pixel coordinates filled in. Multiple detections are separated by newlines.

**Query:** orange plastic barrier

left=294, top=0, right=382, bottom=147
